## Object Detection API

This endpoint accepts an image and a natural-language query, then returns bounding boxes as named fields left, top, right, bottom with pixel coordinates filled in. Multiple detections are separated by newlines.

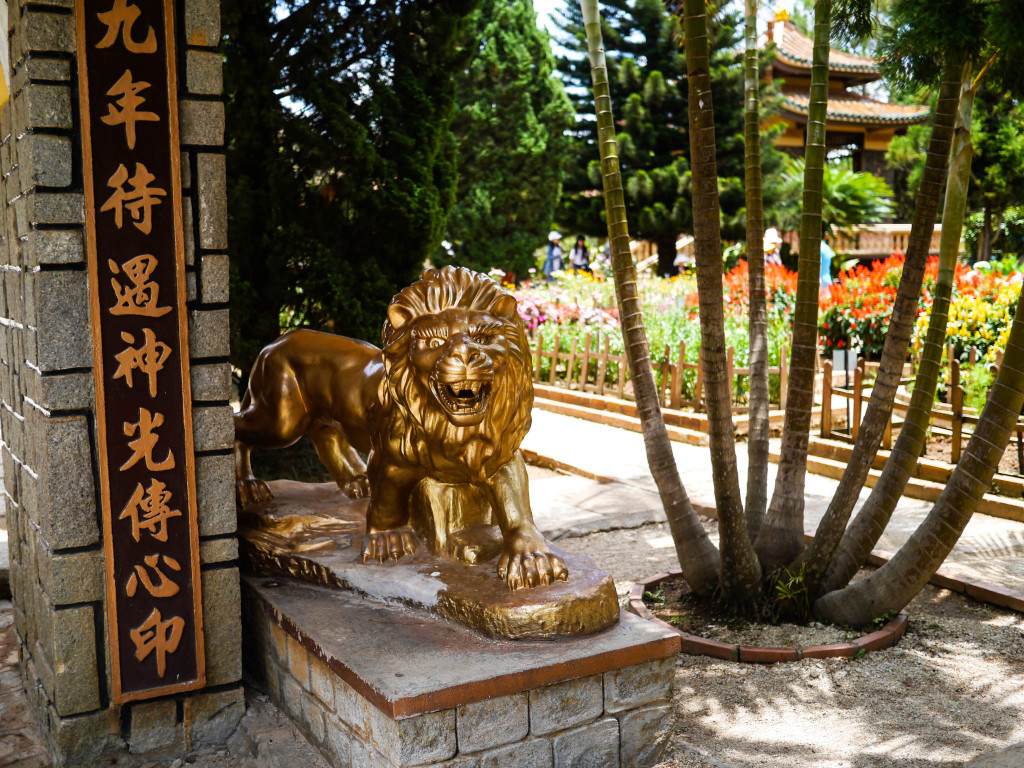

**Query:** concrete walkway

left=524, top=408, right=1024, bottom=595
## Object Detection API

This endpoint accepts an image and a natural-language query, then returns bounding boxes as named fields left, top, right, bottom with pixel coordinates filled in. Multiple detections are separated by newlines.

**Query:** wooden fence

left=531, top=331, right=790, bottom=412
left=820, top=347, right=1024, bottom=475
left=783, top=223, right=946, bottom=260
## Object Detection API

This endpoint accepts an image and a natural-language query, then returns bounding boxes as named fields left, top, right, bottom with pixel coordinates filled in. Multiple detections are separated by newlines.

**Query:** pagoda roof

left=781, top=90, right=931, bottom=128
left=771, top=20, right=880, bottom=79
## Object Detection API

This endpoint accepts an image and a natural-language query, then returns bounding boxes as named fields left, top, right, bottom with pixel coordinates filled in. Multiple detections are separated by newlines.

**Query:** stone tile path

left=0, top=602, right=48, bottom=768
left=524, top=408, right=1024, bottom=594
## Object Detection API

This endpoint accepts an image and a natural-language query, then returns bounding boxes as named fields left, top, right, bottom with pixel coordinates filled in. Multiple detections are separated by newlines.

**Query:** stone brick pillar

left=0, top=1, right=241, bottom=764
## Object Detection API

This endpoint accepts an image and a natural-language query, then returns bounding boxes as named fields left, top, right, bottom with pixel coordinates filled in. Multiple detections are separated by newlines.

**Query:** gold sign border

left=75, top=0, right=206, bottom=703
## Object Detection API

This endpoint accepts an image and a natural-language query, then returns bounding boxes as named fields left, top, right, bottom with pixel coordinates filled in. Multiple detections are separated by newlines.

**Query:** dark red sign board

left=76, top=0, right=204, bottom=702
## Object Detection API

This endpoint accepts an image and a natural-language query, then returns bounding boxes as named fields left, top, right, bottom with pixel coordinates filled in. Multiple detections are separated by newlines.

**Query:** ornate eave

left=769, top=20, right=880, bottom=81
left=781, top=90, right=931, bottom=129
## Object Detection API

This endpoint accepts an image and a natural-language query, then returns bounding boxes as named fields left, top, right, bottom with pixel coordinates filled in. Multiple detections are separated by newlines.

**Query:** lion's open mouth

left=434, top=379, right=491, bottom=416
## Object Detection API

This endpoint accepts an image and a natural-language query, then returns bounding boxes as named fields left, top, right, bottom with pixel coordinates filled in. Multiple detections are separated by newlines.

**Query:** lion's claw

left=341, top=474, right=370, bottom=499
left=498, top=550, right=568, bottom=591
left=360, top=528, right=418, bottom=563
left=236, top=476, right=273, bottom=510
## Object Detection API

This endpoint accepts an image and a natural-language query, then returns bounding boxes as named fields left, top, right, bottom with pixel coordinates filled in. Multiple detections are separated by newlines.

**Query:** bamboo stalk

left=822, top=358, right=832, bottom=439
left=597, top=336, right=609, bottom=396
left=852, top=364, right=863, bottom=442
left=727, top=346, right=735, bottom=405
left=550, top=334, right=561, bottom=384
left=779, top=343, right=788, bottom=410
left=534, top=332, right=544, bottom=383
left=567, top=337, right=579, bottom=390
left=617, top=348, right=627, bottom=398
left=670, top=340, right=684, bottom=410
left=580, top=333, right=592, bottom=393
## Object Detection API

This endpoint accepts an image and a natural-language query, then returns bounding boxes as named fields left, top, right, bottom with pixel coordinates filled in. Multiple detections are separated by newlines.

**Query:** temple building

left=764, top=13, right=930, bottom=187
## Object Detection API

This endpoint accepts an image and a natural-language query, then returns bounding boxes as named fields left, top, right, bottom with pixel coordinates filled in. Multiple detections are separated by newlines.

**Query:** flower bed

left=511, top=266, right=795, bottom=401
left=510, top=257, right=1021, bottom=400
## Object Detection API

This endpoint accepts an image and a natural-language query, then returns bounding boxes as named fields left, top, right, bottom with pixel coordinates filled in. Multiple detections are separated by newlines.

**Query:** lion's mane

left=374, top=266, right=533, bottom=482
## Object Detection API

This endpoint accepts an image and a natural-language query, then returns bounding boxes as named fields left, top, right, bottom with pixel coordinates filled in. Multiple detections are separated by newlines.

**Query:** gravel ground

left=558, top=522, right=1024, bottom=768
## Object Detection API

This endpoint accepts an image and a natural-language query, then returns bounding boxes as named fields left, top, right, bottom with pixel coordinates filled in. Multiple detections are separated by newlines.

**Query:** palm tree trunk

left=816, top=275, right=1024, bottom=626
left=580, top=0, right=720, bottom=594
left=681, top=0, right=762, bottom=604
left=797, top=57, right=965, bottom=590
left=818, top=62, right=979, bottom=594
left=743, top=0, right=770, bottom=541
left=755, top=0, right=831, bottom=569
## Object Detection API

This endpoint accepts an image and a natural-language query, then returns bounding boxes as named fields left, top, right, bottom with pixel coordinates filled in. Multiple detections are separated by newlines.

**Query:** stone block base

left=243, top=576, right=680, bottom=768
left=16, top=645, right=244, bottom=767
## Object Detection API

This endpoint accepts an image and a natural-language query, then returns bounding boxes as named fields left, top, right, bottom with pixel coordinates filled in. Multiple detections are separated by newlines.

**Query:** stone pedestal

left=242, top=480, right=620, bottom=639
left=244, top=576, right=680, bottom=768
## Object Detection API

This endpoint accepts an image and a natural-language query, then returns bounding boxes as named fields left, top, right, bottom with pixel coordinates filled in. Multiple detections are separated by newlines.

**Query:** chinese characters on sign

left=76, top=0, right=204, bottom=702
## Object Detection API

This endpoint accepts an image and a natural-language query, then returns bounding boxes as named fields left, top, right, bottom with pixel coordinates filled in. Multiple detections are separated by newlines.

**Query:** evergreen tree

left=967, top=83, right=1024, bottom=261
left=553, top=0, right=767, bottom=275
left=223, top=0, right=478, bottom=374
left=442, top=0, right=574, bottom=278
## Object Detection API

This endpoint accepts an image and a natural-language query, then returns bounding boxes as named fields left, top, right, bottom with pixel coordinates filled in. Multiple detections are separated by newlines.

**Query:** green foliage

left=876, top=0, right=988, bottom=90
left=223, top=0, right=478, bottom=374
left=441, top=0, right=574, bottom=276
left=773, top=563, right=811, bottom=622
left=961, top=365, right=994, bottom=411
left=964, top=209, right=1024, bottom=264
left=553, top=0, right=783, bottom=275
left=773, top=157, right=895, bottom=236
left=885, top=117, right=931, bottom=220
left=644, top=586, right=666, bottom=604
left=968, top=87, right=1024, bottom=261
left=872, top=608, right=899, bottom=627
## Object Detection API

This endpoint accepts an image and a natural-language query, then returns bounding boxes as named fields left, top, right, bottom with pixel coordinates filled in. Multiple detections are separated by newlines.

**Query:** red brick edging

left=627, top=570, right=909, bottom=663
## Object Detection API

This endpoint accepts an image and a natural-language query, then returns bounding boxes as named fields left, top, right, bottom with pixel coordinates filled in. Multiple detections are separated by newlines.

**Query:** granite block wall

left=247, top=601, right=675, bottom=768
left=0, top=0, right=241, bottom=764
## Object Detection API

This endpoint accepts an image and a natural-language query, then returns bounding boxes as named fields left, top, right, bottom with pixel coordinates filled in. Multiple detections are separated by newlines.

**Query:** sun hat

left=548, top=231, right=562, bottom=241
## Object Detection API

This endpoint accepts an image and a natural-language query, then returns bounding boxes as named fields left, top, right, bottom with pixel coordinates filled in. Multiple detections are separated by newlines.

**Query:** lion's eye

left=428, top=337, right=445, bottom=349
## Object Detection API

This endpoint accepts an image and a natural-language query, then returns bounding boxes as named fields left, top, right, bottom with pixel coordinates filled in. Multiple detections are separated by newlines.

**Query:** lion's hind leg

left=308, top=420, right=369, bottom=498
left=234, top=362, right=312, bottom=511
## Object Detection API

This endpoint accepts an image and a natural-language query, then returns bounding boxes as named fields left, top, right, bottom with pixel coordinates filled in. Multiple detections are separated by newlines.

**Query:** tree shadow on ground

left=668, top=585, right=1024, bottom=768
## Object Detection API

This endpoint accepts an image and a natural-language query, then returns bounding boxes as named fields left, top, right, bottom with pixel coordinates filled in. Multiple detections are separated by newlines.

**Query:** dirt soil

left=646, top=574, right=863, bottom=647
left=925, top=432, right=1024, bottom=477
left=558, top=522, right=1024, bottom=768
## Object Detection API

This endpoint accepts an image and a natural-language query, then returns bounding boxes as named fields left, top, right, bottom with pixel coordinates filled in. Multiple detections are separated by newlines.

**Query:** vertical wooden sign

left=76, top=0, right=204, bottom=702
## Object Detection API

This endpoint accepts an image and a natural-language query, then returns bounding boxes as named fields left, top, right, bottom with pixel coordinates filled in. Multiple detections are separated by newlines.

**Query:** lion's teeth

left=466, top=381, right=480, bottom=394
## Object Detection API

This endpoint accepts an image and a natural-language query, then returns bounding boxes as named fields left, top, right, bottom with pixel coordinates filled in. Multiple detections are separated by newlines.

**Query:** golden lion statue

left=234, top=266, right=567, bottom=590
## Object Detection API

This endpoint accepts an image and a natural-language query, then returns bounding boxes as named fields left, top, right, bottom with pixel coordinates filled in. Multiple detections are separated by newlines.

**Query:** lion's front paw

left=360, top=528, right=419, bottom=563
left=237, top=476, right=273, bottom=511
left=498, top=529, right=568, bottom=590
left=341, top=474, right=370, bottom=499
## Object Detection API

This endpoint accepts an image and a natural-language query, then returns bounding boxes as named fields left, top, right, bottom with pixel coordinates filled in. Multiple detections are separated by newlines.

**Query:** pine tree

left=223, top=0, right=478, bottom=374
left=442, top=0, right=574, bottom=277
left=967, top=84, right=1024, bottom=261
left=553, top=0, right=757, bottom=275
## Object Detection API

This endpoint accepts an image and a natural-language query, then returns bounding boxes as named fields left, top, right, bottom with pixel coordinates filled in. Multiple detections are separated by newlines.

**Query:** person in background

left=820, top=234, right=835, bottom=298
left=763, top=227, right=784, bottom=265
left=543, top=231, right=563, bottom=280
left=568, top=235, right=590, bottom=273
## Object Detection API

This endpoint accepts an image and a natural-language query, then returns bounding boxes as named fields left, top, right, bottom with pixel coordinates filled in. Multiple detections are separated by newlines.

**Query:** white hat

left=548, top=231, right=562, bottom=241
left=764, top=227, right=783, bottom=249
